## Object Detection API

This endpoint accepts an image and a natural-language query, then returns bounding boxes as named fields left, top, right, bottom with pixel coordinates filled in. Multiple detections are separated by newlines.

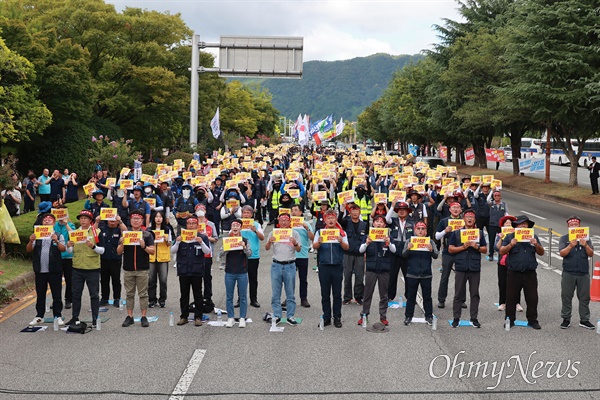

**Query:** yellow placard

left=442, top=178, right=454, bottom=186
left=482, top=175, right=494, bottom=184
left=34, top=226, right=53, bottom=240
left=286, top=171, right=300, bottom=181
left=197, top=222, right=206, bottom=235
left=225, top=180, right=237, bottom=189
left=181, top=229, right=197, bottom=243
left=501, top=226, right=514, bottom=239
left=287, top=189, right=300, bottom=199
left=100, top=208, right=118, bottom=221
left=320, top=228, right=340, bottom=243
left=146, top=177, right=158, bottom=187
left=241, top=218, right=254, bottom=230
left=515, top=228, right=534, bottom=242
left=51, top=208, right=69, bottom=220
left=413, top=184, right=425, bottom=193
left=69, top=229, right=88, bottom=244
left=182, top=172, right=192, bottom=180
left=374, top=193, right=387, bottom=204
left=389, top=190, right=406, bottom=204
left=471, top=175, right=482, bottom=184
left=119, top=179, right=134, bottom=190
left=223, top=236, right=244, bottom=251
left=410, top=236, right=430, bottom=251
left=368, top=228, right=389, bottom=242
left=312, top=191, right=327, bottom=202
left=337, top=190, right=355, bottom=205
left=123, top=231, right=143, bottom=245
left=491, top=179, right=502, bottom=190
left=278, top=208, right=291, bottom=216
left=352, top=177, right=366, bottom=188
left=291, top=216, right=304, bottom=228
left=83, top=183, right=96, bottom=195
left=158, top=174, right=170, bottom=183
left=106, top=177, right=116, bottom=188
left=226, top=199, right=240, bottom=209
left=460, top=229, right=480, bottom=243
left=120, top=167, right=131, bottom=177
left=145, top=198, right=157, bottom=208
left=141, top=174, right=153, bottom=182
left=273, top=228, right=293, bottom=242
left=568, top=227, right=589, bottom=241
left=153, top=230, right=165, bottom=243
left=448, top=219, right=465, bottom=231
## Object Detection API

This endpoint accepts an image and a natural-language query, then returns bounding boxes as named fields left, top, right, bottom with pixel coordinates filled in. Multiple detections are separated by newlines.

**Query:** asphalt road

left=0, top=194, right=599, bottom=400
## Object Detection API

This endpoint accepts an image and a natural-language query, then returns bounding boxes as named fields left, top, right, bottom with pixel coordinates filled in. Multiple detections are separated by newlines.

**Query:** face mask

left=116, top=190, right=124, bottom=197
left=196, top=210, right=205, bottom=217
left=182, top=189, right=191, bottom=199
left=144, top=187, right=152, bottom=195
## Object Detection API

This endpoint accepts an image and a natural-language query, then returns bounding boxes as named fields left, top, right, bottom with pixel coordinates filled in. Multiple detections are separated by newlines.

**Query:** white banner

left=519, top=157, right=545, bottom=173
left=211, top=107, right=221, bottom=139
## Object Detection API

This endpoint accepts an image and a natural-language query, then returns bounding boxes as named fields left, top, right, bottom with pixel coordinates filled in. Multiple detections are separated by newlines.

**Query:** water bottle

left=362, top=314, right=367, bottom=328
left=119, top=298, right=124, bottom=311
left=432, top=316, right=438, bottom=331
left=96, top=316, right=101, bottom=331
left=271, top=316, right=277, bottom=329
left=169, top=312, right=175, bottom=327
left=45, top=299, right=50, bottom=313
left=505, top=317, right=511, bottom=332
left=53, top=317, right=59, bottom=331
left=596, top=320, right=600, bottom=334
left=398, top=295, right=403, bottom=309
left=217, top=310, right=223, bottom=325
left=319, top=315, right=324, bottom=331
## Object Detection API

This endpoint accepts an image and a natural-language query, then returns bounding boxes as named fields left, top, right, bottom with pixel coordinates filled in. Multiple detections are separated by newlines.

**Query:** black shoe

left=234, top=301, right=240, bottom=308
left=355, top=299, right=363, bottom=306
left=404, top=317, right=412, bottom=326
left=113, top=300, right=120, bottom=308
left=122, top=316, right=134, bottom=327
left=148, top=302, right=156, bottom=308
left=451, top=318, right=459, bottom=328
left=560, top=319, right=571, bottom=329
left=323, top=318, right=332, bottom=327
left=301, top=300, right=310, bottom=308
left=461, top=303, right=467, bottom=309
left=250, top=301, right=261, bottom=308
left=528, top=321, right=541, bottom=330
left=579, top=320, right=595, bottom=330
left=333, top=318, right=342, bottom=328
left=140, top=316, right=149, bottom=327
left=471, top=319, right=481, bottom=328
left=65, top=301, right=72, bottom=309
left=425, top=317, right=433, bottom=326
left=267, top=221, right=274, bottom=225
left=65, top=317, right=79, bottom=326
left=159, top=302, right=166, bottom=308
left=100, top=300, right=109, bottom=306
left=437, top=302, right=445, bottom=308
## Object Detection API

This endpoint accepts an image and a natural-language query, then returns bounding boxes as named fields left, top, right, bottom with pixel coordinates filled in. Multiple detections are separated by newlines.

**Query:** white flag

left=211, top=107, right=221, bottom=139
left=336, top=117, right=345, bottom=137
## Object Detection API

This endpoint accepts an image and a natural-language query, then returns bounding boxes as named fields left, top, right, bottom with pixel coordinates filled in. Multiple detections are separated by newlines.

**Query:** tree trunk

left=473, top=144, right=487, bottom=168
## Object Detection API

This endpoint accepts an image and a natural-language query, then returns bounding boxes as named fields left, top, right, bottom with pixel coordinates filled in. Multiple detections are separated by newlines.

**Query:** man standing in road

left=588, top=156, right=599, bottom=195
left=558, top=215, right=595, bottom=329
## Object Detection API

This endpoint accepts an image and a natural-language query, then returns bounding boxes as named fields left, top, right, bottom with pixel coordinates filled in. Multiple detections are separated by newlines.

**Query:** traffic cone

left=591, top=261, right=600, bottom=302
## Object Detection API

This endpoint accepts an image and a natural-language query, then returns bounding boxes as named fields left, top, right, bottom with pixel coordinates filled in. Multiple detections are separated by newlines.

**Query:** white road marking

left=170, top=349, right=206, bottom=400
left=538, top=259, right=563, bottom=276
left=519, top=210, right=546, bottom=220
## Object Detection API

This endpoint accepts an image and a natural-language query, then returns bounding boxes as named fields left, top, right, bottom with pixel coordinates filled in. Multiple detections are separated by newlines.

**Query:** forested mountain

left=234, top=53, right=423, bottom=122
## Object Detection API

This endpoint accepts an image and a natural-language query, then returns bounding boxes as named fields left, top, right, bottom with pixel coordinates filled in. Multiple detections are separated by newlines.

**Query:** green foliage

left=0, top=286, right=13, bottom=304
left=142, top=162, right=157, bottom=175
left=0, top=155, right=18, bottom=191
left=164, top=151, right=194, bottom=166
left=88, top=135, right=139, bottom=176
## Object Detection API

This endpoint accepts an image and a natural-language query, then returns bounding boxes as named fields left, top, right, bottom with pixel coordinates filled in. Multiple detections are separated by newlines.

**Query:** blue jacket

left=403, top=239, right=439, bottom=277
left=449, top=230, right=486, bottom=272
left=316, top=229, right=345, bottom=266
left=339, top=217, right=367, bottom=255
left=364, top=240, right=393, bottom=273
left=176, top=235, right=209, bottom=277
left=502, top=233, right=540, bottom=272
left=559, top=234, right=592, bottom=275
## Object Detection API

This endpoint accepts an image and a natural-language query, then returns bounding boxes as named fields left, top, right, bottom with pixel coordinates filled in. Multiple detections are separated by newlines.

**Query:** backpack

left=3, top=193, right=18, bottom=216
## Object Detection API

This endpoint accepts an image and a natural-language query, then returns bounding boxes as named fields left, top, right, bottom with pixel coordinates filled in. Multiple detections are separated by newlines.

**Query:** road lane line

left=520, top=211, right=546, bottom=220
left=170, top=349, right=206, bottom=400
left=538, top=259, right=562, bottom=275
left=535, top=225, right=562, bottom=236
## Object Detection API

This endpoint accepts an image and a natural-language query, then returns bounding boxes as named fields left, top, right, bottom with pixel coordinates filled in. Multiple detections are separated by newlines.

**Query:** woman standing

left=148, top=211, right=174, bottom=308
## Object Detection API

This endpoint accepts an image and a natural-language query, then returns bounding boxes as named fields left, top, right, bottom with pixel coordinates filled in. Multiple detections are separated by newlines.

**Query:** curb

left=3, top=271, right=34, bottom=293
left=502, top=183, right=599, bottom=213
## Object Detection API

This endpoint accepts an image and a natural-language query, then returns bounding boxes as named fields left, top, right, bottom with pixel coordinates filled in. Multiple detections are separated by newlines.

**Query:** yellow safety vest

left=358, top=197, right=371, bottom=222
left=271, top=191, right=280, bottom=209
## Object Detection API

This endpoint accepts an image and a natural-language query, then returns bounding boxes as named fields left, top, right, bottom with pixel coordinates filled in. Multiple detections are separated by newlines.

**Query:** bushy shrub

left=164, top=151, right=194, bottom=166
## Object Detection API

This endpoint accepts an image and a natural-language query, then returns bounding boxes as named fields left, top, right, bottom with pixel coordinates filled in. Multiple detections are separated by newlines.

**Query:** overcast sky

left=106, top=0, right=462, bottom=61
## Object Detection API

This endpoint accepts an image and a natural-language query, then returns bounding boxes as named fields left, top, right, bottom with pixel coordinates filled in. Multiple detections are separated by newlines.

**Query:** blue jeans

left=270, top=262, right=296, bottom=319
left=225, top=273, right=248, bottom=318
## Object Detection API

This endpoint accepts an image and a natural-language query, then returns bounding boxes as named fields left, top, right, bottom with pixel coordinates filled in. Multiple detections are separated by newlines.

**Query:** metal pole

left=190, top=34, right=200, bottom=145
left=548, top=228, right=552, bottom=269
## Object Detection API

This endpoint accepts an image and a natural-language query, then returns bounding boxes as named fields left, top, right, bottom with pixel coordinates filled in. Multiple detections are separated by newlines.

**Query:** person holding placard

left=173, top=183, right=198, bottom=235
left=239, top=205, right=265, bottom=308
left=116, top=210, right=155, bottom=328
left=122, top=186, right=151, bottom=228
left=220, top=219, right=252, bottom=328
left=486, top=190, right=508, bottom=261
left=402, top=221, right=438, bottom=325
left=338, top=202, right=367, bottom=305
left=558, top=215, right=595, bottom=330
left=85, top=190, right=110, bottom=229
left=493, top=215, right=522, bottom=312
left=499, top=215, right=544, bottom=329
left=143, top=182, right=164, bottom=213
left=313, top=209, right=349, bottom=328
left=65, top=210, right=105, bottom=328
left=26, top=212, right=67, bottom=327
left=265, top=213, right=302, bottom=326
left=291, top=204, right=314, bottom=308
left=385, top=201, right=414, bottom=304
left=195, top=204, right=219, bottom=313
left=148, top=211, right=174, bottom=308
left=52, top=207, right=75, bottom=309
left=220, top=191, right=243, bottom=234
left=473, top=182, right=491, bottom=246
left=97, top=214, right=127, bottom=307
left=359, top=215, right=396, bottom=326
left=448, top=209, right=487, bottom=328
left=407, top=190, right=428, bottom=227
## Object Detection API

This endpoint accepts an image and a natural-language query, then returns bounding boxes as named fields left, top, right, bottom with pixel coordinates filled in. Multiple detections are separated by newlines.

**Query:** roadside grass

left=0, top=257, right=30, bottom=287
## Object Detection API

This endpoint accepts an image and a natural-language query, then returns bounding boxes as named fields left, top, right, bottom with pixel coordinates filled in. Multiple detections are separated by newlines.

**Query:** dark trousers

left=498, top=263, right=507, bottom=305
left=296, top=258, right=308, bottom=301
left=24, top=198, right=35, bottom=213
left=487, top=226, right=501, bottom=257
left=437, top=253, right=455, bottom=304
left=506, top=270, right=538, bottom=323
left=248, top=258, right=260, bottom=302
left=100, top=258, right=122, bottom=301
left=362, top=271, right=389, bottom=319
left=318, top=264, right=343, bottom=319
left=62, top=258, right=73, bottom=302
left=39, top=194, right=50, bottom=202
left=71, top=268, right=100, bottom=321
left=591, top=175, right=599, bottom=194
left=35, top=272, right=63, bottom=318
left=254, top=205, right=264, bottom=225
left=476, top=216, right=490, bottom=244
left=388, top=255, right=408, bottom=301
left=453, top=271, right=481, bottom=319
left=179, top=275, right=203, bottom=319
left=203, top=258, right=214, bottom=310
left=148, top=261, right=168, bottom=303
left=405, top=277, right=433, bottom=319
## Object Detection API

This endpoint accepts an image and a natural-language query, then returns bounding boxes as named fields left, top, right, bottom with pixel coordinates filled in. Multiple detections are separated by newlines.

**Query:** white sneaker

left=497, top=304, right=505, bottom=311
left=56, top=317, right=65, bottom=326
left=225, top=318, right=235, bottom=328
left=516, top=303, right=524, bottom=312
left=239, top=318, right=246, bottom=328
left=29, top=317, right=43, bottom=326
